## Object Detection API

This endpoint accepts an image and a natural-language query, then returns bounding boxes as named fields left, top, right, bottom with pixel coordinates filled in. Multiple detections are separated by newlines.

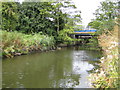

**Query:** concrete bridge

left=70, top=30, right=97, bottom=39
left=69, top=29, right=97, bottom=45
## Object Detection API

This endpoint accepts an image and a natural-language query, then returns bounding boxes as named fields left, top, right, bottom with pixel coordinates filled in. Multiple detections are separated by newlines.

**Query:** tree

left=2, top=1, right=81, bottom=43
left=17, top=2, right=56, bottom=35
left=88, top=20, right=102, bottom=30
left=88, top=0, right=117, bottom=33
left=94, top=0, right=117, bottom=21
left=52, top=1, right=81, bottom=42
left=2, top=2, right=19, bottom=31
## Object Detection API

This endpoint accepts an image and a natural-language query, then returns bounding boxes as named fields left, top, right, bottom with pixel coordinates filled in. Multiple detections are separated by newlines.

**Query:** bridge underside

left=69, top=30, right=97, bottom=45
left=76, top=35, right=92, bottom=39
left=70, top=34, right=96, bottom=39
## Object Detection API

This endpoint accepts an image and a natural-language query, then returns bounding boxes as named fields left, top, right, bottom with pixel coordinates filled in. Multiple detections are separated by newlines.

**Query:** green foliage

left=17, top=2, right=55, bottom=35
left=2, top=1, right=81, bottom=44
left=86, top=37, right=99, bottom=48
left=58, top=24, right=75, bottom=44
left=94, top=0, right=117, bottom=21
left=89, top=25, right=119, bottom=88
left=1, top=30, right=55, bottom=58
left=88, top=0, right=117, bottom=34
left=52, top=1, right=81, bottom=40
left=1, top=1, right=82, bottom=58
left=88, top=21, right=102, bottom=30
left=2, top=2, right=19, bottom=31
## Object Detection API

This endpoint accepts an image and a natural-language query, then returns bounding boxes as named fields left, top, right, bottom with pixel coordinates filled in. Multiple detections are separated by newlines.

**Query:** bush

left=1, top=30, right=55, bottom=58
left=89, top=24, right=119, bottom=88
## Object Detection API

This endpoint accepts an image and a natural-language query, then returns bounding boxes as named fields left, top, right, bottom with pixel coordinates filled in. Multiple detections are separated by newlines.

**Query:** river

left=2, top=47, right=102, bottom=88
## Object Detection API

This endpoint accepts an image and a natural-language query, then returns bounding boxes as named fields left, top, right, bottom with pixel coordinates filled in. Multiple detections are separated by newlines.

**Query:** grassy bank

left=89, top=24, right=119, bottom=88
left=1, top=31, right=55, bottom=58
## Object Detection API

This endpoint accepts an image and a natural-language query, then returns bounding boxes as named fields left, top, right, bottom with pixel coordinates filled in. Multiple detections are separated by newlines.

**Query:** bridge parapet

left=70, top=30, right=97, bottom=36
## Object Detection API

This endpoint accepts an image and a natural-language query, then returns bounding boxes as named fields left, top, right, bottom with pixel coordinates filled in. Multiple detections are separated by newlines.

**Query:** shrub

left=1, top=31, right=55, bottom=58
left=89, top=24, right=119, bottom=88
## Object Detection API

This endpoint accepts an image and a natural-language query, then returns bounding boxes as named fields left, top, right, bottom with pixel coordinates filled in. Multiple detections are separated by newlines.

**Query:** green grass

left=1, top=30, right=55, bottom=58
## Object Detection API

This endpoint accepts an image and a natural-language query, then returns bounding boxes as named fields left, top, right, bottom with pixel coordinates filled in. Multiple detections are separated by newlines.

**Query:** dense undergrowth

left=89, top=24, right=119, bottom=88
left=84, top=37, right=101, bottom=50
left=1, top=30, right=55, bottom=58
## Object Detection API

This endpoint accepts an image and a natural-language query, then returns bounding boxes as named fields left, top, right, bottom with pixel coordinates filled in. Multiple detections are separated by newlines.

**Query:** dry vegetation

left=89, top=23, right=119, bottom=88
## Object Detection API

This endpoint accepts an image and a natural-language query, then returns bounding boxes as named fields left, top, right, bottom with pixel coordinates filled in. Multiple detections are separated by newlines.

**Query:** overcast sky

left=72, top=0, right=105, bottom=27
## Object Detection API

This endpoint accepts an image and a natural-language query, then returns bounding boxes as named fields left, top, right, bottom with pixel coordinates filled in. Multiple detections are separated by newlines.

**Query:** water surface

left=2, top=47, right=102, bottom=88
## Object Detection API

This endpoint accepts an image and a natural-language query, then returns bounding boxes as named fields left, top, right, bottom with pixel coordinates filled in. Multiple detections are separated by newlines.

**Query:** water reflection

left=2, top=47, right=102, bottom=88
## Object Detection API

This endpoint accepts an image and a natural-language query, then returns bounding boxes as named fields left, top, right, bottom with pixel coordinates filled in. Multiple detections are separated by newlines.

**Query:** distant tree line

left=88, top=0, right=118, bottom=34
left=2, top=1, right=81, bottom=43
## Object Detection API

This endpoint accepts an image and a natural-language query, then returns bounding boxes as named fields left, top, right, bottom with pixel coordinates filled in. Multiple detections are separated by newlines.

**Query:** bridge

left=70, top=30, right=97, bottom=39
left=69, top=30, right=97, bottom=45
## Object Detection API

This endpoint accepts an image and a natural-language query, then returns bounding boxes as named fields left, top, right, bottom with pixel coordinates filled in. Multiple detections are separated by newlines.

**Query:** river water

left=2, top=47, right=102, bottom=88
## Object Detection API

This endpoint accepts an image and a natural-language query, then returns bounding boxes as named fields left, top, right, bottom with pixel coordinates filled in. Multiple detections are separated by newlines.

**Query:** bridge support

left=69, top=34, right=96, bottom=45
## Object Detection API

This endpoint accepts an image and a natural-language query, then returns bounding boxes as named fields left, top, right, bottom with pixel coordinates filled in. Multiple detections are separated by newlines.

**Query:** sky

left=72, top=0, right=105, bottom=27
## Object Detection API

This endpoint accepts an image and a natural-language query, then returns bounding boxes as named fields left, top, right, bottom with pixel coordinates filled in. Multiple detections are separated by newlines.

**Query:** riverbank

left=2, top=46, right=102, bottom=88
left=1, top=30, right=102, bottom=58
left=1, top=31, right=55, bottom=58
left=89, top=24, right=119, bottom=88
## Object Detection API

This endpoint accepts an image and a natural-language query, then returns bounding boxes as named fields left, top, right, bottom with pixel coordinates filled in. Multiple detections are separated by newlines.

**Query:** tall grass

left=89, top=24, right=119, bottom=88
left=1, top=31, right=55, bottom=58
